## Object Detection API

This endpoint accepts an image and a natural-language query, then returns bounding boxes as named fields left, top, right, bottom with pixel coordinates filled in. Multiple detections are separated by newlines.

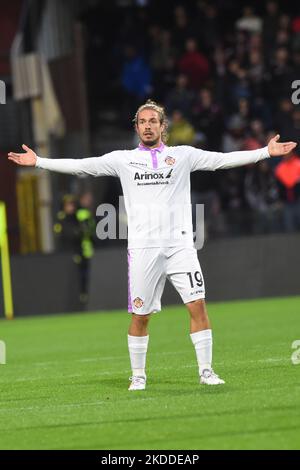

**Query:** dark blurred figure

left=274, top=97, right=294, bottom=140
left=193, top=2, right=220, bottom=53
left=54, top=195, right=80, bottom=254
left=275, top=153, right=300, bottom=232
left=263, top=1, right=280, bottom=53
left=192, top=88, right=223, bottom=150
left=244, top=161, right=282, bottom=234
left=172, top=5, right=192, bottom=55
left=248, top=49, right=265, bottom=97
left=292, top=50, right=300, bottom=82
left=222, top=114, right=246, bottom=153
left=54, top=192, right=96, bottom=305
left=219, top=168, right=247, bottom=236
left=178, top=38, right=210, bottom=90
left=288, top=109, right=300, bottom=144
left=76, top=191, right=96, bottom=304
left=121, top=45, right=152, bottom=127
left=267, top=47, right=293, bottom=105
left=223, top=59, right=251, bottom=113
left=243, top=119, right=266, bottom=150
left=165, top=74, right=194, bottom=119
left=149, top=28, right=176, bottom=100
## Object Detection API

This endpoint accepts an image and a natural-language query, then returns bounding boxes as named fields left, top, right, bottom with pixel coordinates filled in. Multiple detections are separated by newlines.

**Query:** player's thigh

left=166, top=247, right=205, bottom=303
left=128, top=248, right=166, bottom=314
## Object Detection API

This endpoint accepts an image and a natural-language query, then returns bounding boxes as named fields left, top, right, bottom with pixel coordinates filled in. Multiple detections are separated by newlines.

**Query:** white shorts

left=127, top=246, right=205, bottom=315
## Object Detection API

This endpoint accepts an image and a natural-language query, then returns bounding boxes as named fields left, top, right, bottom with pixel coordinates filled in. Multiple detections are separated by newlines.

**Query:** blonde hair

left=134, top=99, right=168, bottom=143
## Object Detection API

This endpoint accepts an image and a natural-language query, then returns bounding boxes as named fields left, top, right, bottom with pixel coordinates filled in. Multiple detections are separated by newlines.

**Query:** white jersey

left=36, top=143, right=270, bottom=248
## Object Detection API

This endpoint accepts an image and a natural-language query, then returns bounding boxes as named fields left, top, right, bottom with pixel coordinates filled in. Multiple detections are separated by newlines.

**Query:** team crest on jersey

left=165, top=156, right=176, bottom=166
left=133, top=297, right=144, bottom=308
left=165, top=157, right=176, bottom=166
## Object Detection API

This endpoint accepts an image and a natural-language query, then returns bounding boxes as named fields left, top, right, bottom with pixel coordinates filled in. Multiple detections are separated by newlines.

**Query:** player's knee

left=187, top=298, right=205, bottom=309
left=186, top=298, right=207, bottom=317
left=131, top=313, right=150, bottom=326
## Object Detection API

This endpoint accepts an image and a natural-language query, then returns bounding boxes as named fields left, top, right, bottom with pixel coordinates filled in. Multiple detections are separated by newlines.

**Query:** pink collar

left=138, top=143, right=165, bottom=153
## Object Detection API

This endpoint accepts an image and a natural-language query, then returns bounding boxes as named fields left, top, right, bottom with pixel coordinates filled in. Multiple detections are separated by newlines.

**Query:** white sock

left=128, top=334, right=149, bottom=378
left=190, top=329, right=212, bottom=375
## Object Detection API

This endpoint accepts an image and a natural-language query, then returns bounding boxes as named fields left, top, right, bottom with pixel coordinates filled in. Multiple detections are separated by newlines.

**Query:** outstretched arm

left=189, top=135, right=297, bottom=172
left=8, top=145, right=121, bottom=177
left=267, top=134, right=297, bottom=157
left=8, top=145, right=37, bottom=166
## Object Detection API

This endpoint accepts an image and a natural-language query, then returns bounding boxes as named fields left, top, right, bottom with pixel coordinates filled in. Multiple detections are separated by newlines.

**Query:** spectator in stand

left=291, top=50, right=300, bottom=82
left=263, top=1, right=280, bottom=52
left=234, top=30, right=249, bottom=65
left=248, top=49, right=265, bottom=96
left=178, top=38, right=210, bottom=90
left=247, top=119, right=266, bottom=148
left=219, top=168, right=247, bottom=236
left=149, top=27, right=177, bottom=100
left=212, top=46, right=226, bottom=104
left=275, top=152, right=300, bottom=232
left=249, top=31, right=263, bottom=53
left=236, top=98, right=252, bottom=123
left=275, top=29, right=291, bottom=49
left=274, top=98, right=294, bottom=140
left=292, top=15, right=300, bottom=50
left=236, top=5, right=263, bottom=34
left=121, top=45, right=152, bottom=126
left=194, top=2, right=220, bottom=53
left=268, top=47, right=293, bottom=104
left=223, top=60, right=251, bottom=113
left=122, top=46, right=152, bottom=100
left=244, top=161, right=282, bottom=234
left=149, top=27, right=175, bottom=73
left=288, top=109, right=300, bottom=144
left=154, top=55, right=177, bottom=102
left=165, top=74, right=194, bottom=120
left=278, top=14, right=291, bottom=33
left=192, top=88, right=223, bottom=150
left=167, top=110, right=196, bottom=146
left=222, top=114, right=246, bottom=153
left=172, top=5, right=193, bottom=55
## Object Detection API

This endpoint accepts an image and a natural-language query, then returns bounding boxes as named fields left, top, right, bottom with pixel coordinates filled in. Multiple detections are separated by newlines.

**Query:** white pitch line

left=0, top=357, right=289, bottom=389
left=4, top=349, right=290, bottom=369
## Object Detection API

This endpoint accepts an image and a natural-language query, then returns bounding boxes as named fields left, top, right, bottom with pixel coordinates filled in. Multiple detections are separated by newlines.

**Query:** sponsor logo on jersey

left=134, top=169, right=173, bottom=181
left=165, top=156, right=176, bottom=166
left=190, top=290, right=202, bottom=296
left=129, top=162, right=148, bottom=167
left=133, top=297, right=144, bottom=308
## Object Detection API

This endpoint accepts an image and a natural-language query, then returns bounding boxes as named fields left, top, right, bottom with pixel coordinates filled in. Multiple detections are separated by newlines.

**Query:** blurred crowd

left=84, top=0, right=300, bottom=238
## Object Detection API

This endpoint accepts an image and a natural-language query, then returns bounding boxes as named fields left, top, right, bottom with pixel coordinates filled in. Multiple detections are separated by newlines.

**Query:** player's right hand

left=8, top=144, right=37, bottom=166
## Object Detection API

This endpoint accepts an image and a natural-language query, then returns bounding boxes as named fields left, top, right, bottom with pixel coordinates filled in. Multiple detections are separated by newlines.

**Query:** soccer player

left=8, top=100, right=297, bottom=390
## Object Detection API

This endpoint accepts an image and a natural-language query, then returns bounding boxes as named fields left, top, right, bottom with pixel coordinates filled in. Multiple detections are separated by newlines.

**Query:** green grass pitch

left=0, top=296, right=300, bottom=450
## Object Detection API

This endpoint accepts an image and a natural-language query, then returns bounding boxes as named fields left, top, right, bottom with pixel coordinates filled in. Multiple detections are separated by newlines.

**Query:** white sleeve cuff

left=35, top=156, right=43, bottom=168
left=262, top=146, right=270, bottom=159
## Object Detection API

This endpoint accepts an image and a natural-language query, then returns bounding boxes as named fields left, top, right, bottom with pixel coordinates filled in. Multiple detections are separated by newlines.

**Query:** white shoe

left=128, top=376, right=146, bottom=391
left=200, top=369, right=225, bottom=385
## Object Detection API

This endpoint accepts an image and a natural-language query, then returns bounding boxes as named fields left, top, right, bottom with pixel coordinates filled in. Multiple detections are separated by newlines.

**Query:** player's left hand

left=267, top=134, right=297, bottom=157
